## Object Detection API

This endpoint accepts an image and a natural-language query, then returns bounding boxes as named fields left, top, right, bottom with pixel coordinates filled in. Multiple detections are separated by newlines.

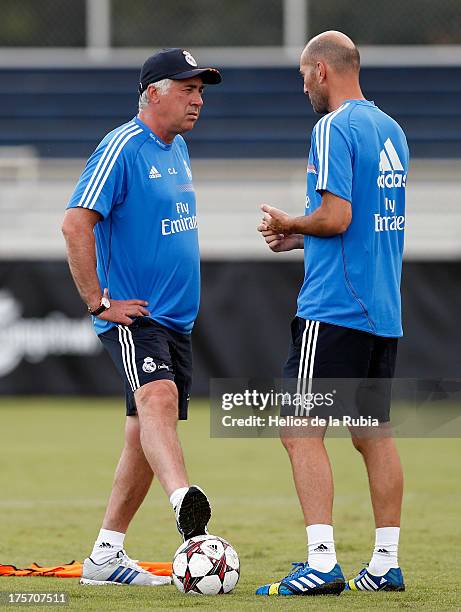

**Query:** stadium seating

left=0, top=67, right=460, bottom=159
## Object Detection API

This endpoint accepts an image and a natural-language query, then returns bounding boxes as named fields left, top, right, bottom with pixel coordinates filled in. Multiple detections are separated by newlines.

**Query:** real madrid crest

left=183, top=50, right=198, bottom=67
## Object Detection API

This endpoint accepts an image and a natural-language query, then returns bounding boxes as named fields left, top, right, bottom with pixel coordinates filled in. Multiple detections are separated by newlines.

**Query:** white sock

left=368, top=527, right=400, bottom=576
left=169, top=487, right=189, bottom=509
left=90, top=528, right=125, bottom=564
left=306, top=524, right=337, bottom=572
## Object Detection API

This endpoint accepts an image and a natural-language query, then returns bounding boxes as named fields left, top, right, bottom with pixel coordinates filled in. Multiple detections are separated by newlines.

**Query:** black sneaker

left=174, top=485, right=211, bottom=541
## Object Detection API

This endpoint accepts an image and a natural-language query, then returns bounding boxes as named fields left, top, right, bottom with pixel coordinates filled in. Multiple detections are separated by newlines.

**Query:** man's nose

left=192, top=92, right=203, bottom=107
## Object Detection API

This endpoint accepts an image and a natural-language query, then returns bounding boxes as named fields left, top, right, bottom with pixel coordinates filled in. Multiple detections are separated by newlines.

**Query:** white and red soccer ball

left=172, top=534, right=240, bottom=595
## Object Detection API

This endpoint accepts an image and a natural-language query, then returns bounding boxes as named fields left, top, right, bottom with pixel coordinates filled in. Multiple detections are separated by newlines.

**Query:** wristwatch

left=88, top=295, right=111, bottom=316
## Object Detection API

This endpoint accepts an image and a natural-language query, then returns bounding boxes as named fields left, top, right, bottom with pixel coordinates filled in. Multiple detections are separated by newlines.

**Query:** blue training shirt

left=297, top=99, right=409, bottom=337
left=67, top=116, right=200, bottom=336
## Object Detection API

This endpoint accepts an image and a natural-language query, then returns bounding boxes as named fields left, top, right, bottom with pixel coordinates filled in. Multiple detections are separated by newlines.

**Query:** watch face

left=101, top=296, right=110, bottom=308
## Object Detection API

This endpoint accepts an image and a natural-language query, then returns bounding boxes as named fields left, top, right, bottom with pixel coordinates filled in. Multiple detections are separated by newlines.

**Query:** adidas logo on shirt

left=377, top=138, right=406, bottom=189
left=149, top=165, right=162, bottom=179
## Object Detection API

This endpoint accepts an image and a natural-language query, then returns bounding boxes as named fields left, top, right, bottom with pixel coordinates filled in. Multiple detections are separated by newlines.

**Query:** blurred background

left=0, top=0, right=460, bottom=397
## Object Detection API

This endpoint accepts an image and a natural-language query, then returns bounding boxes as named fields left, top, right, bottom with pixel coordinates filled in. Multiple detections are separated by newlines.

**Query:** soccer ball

left=172, top=534, right=240, bottom=595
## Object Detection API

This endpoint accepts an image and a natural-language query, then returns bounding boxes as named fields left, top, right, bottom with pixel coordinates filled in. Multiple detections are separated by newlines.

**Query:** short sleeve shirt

left=297, top=100, right=409, bottom=337
left=67, top=117, right=200, bottom=335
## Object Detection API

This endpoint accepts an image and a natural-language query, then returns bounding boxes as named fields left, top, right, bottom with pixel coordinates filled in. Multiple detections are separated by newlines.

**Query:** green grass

left=0, top=397, right=460, bottom=610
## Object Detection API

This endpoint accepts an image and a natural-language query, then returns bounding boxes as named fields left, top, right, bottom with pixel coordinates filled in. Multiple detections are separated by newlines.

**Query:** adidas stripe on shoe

left=80, top=550, right=171, bottom=586
left=256, top=562, right=345, bottom=596
left=345, top=567, right=405, bottom=592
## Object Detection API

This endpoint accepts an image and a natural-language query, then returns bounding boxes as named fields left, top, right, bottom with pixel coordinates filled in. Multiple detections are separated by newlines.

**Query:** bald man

left=256, top=31, right=408, bottom=596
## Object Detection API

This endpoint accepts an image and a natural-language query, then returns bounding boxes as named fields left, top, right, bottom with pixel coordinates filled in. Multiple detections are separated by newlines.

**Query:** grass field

left=0, top=397, right=460, bottom=610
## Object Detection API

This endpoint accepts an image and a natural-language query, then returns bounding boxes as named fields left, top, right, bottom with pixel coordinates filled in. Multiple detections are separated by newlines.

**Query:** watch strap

left=89, top=303, right=107, bottom=316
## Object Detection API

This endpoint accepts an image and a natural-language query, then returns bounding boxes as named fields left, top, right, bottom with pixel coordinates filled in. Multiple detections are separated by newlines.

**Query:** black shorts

left=283, top=317, right=398, bottom=422
left=99, top=317, right=192, bottom=419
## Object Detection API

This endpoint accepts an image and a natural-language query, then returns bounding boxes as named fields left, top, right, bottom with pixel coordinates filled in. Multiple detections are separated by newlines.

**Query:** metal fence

left=112, top=0, right=284, bottom=47
left=0, top=0, right=85, bottom=46
left=310, top=0, right=461, bottom=45
left=0, top=0, right=460, bottom=49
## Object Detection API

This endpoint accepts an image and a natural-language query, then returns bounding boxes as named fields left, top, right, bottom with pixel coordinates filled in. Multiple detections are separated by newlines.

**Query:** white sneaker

left=80, top=549, right=171, bottom=586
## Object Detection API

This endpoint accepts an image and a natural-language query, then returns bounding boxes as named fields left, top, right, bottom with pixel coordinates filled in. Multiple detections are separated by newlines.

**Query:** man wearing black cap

left=62, top=48, right=221, bottom=586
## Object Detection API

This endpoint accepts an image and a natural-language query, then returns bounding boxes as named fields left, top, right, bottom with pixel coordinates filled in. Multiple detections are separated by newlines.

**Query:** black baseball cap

left=138, top=48, right=222, bottom=94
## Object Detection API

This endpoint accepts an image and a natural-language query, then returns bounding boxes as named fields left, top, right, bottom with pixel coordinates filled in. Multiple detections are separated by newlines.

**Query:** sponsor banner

left=0, top=261, right=122, bottom=395
left=0, top=260, right=460, bottom=396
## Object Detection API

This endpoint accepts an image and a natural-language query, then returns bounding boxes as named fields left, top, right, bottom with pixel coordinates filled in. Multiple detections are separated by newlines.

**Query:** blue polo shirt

left=297, top=100, right=409, bottom=337
left=67, top=116, right=200, bottom=335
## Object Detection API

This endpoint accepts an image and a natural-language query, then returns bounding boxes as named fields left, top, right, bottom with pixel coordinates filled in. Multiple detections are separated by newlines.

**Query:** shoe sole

left=177, top=486, right=211, bottom=540
left=257, top=579, right=346, bottom=597
left=80, top=578, right=126, bottom=586
left=381, top=584, right=405, bottom=592
left=79, top=576, right=171, bottom=586
left=302, top=579, right=345, bottom=596
left=346, top=579, right=405, bottom=592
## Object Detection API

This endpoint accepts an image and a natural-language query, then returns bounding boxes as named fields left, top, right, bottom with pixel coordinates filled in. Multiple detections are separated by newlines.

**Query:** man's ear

left=147, top=84, right=160, bottom=105
left=317, top=61, right=327, bottom=84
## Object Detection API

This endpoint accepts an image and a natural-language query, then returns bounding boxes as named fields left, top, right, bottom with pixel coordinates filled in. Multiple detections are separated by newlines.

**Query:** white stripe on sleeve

left=78, top=122, right=136, bottom=208
left=87, top=128, right=143, bottom=210
left=314, top=122, right=321, bottom=170
left=316, top=115, right=328, bottom=189
left=316, top=103, right=350, bottom=191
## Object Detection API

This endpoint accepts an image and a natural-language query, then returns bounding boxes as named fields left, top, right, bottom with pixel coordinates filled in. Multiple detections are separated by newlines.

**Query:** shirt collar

left=134, top=116, right=173, bottom=150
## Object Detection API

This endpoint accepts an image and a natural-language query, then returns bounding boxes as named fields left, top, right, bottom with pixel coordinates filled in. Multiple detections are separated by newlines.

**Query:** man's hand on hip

left=95, top=288, right=150, bottom=325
